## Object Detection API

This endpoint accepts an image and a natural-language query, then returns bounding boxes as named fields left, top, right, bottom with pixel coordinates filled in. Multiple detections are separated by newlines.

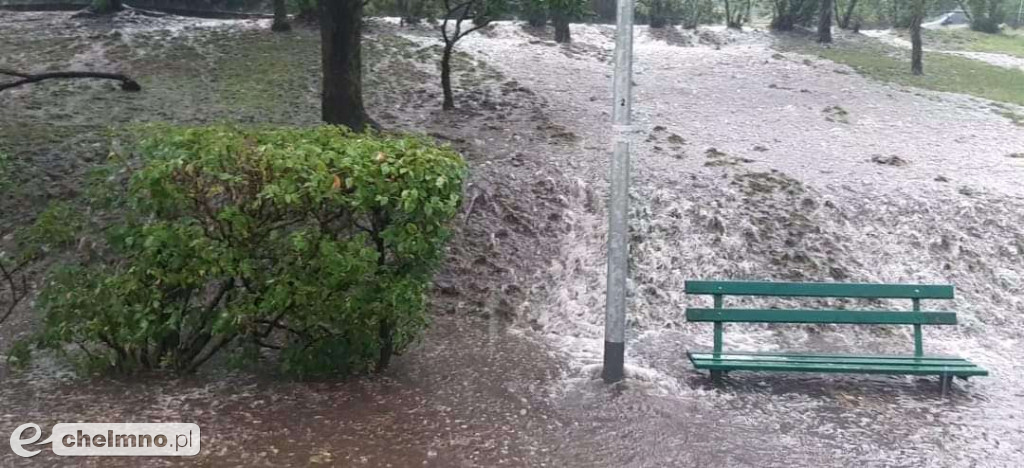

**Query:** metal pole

left=602, top=0, right=635, bottom=384
left=1018, top=0, right=1023, bottom=27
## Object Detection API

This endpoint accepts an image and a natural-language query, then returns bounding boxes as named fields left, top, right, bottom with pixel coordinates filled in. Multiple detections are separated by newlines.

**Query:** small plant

left=36, top=125, right=466, bottom=376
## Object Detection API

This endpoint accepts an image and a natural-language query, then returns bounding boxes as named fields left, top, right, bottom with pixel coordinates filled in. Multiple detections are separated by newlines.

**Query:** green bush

left=37, top=125, right=465, bottom=376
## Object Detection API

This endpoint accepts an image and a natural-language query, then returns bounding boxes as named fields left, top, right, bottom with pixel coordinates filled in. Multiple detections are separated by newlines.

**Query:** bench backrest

left=685, top=280, right=954, bottom=299
left=685, top=280, right=957, bottom=356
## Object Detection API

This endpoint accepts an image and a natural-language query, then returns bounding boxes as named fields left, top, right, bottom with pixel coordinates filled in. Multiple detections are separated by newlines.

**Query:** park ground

left=2, top=11, right=1024, bottom=466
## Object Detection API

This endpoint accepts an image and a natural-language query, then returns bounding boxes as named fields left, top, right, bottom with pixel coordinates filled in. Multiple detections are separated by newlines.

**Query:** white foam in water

left=421, top=23, right=1024, bottom=461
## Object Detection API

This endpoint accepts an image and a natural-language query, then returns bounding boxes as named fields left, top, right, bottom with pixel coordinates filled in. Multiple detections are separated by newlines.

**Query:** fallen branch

left=0, top=258, right=30, bottom=326
left=0, top=69, right=141, bottom=93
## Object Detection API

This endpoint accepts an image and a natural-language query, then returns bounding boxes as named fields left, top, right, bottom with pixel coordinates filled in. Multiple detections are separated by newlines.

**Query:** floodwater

left=2, top=13, right=1024, bottom=467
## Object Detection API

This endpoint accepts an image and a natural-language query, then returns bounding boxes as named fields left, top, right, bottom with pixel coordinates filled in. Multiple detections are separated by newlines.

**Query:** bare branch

left=0, top=258, right=31, bottom=326
left=0, top=69, right=141, bottom=93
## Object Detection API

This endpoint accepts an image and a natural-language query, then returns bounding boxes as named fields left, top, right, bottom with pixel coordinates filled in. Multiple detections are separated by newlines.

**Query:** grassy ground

left=911, top=27, right=1024, bottom=58
left=776, top=34, right=1024, bottom=107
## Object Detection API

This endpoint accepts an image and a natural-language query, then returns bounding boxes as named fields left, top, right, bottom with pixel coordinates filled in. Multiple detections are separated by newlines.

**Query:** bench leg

left=710, top=370, right=723, bottom=386
left=940, top=375, right=953, bottom=397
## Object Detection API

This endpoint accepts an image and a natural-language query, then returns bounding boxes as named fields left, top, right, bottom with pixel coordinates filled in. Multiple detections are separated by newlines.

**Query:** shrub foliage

left=38, top=125, right=465, bottom=376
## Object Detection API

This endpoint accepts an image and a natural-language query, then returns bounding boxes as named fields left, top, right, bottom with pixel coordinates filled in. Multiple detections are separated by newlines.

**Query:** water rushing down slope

left=437, top=22, right=1024, bottom=465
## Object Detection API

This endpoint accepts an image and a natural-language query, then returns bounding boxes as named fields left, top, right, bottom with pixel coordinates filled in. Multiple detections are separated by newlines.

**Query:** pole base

left=602, top=341, right=625, bottom=383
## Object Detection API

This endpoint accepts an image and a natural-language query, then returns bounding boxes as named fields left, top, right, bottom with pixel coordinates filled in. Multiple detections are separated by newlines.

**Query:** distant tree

left=819, top=0, right=833, bottom=42
left=295, top=0, right=319, bottom=21
left=272, top=0, right=292, bottom=31
left=911, top=0, right=925, bottom=74
left=398, top=0, right=433, bottom=24
left=770, top=0, right=816, bottom=30
left=724, top=0, right=752, bottom=28
left=523, top=0, right=549, bottom=26
left=550, top=0, right=586, bottom=42
left=648, top=0, right=671, bottom=27
left=966, top=0, right=1006, bottom=32
left=439, top=0, right=503, bottom=109
left=680, top=0, right=715, bottom=28
left=320, top=0, right=374, bottom=130
left=592, top=0, right=616, bottom=22
left=835, top=0, right=859, bottom=29
left=89, top=0, right=123, bottom=14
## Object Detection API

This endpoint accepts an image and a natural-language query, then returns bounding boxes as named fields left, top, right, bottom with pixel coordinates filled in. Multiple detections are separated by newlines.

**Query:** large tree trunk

left=553, top=13, right=571, bottom=43
left=320, top=0, right=373, bottom=131
left=910, top=1, right=924, bottom=75
left=441, top=44, right=455, bottom=110
left=818, top=0, right=833, bottom=43
left=272, top=0, right=291, bottom=32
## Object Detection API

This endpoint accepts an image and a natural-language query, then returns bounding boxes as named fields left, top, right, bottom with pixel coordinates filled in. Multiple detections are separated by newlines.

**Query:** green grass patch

left=918, top=28, right=1024, bottom=59
left=777, top=36, right=1024, bottom=106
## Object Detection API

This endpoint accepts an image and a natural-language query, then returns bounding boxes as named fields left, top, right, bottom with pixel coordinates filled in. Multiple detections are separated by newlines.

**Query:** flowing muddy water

left=442, top=22, right=1024, bottom=466
left=2, top=12, right=1024, bottom=466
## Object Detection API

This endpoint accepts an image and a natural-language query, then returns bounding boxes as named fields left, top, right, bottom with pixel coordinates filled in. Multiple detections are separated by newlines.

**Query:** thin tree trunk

left=911, top=0, right=924, bottom=75
left=553, top=14, right=571, bottom=43
left=272, top=0, right=291, bottom=32
left=375, top=319, right=394, bottom=372
left=724, top=0, right=733, bottom=27
left=320, top=0, right=374, bottom=131
left=819, top=0, right=833, bottom=43
left=441, top=44, right=455, bottom=110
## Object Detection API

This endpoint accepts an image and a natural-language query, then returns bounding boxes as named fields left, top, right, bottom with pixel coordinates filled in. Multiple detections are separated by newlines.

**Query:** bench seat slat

left=689, top=352, right=972, bottom=367
left=685, top=280, right=954, bottom=299
left=686, top=308, right=957, bottom=325
left=688, top=352, right=988, bottom=377
left=691, top=350, right=966, bottom=361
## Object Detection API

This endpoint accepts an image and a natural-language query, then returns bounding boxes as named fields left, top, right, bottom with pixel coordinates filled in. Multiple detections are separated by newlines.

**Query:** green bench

left=685, top=280, right=987, bottom=394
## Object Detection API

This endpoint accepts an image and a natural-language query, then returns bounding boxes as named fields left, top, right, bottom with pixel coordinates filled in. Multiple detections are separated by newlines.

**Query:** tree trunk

left=910, top=1, right=924, bottom=75
left=375, top=319, right=393, bottom=373
left=272, top=0, right=291, bottom=32
left=320, top=0, right=373, bottom=131
left=441, top=44, right=455, bottom=110
left=724, top=0, right=733, bottom=28
left=818, top=0, right=833, bottom=43
left=553, top=14, right=571, bottom=43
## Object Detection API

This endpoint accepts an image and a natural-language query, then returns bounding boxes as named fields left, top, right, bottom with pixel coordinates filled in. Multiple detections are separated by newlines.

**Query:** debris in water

left=870, top=154, right=909, bottom=166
